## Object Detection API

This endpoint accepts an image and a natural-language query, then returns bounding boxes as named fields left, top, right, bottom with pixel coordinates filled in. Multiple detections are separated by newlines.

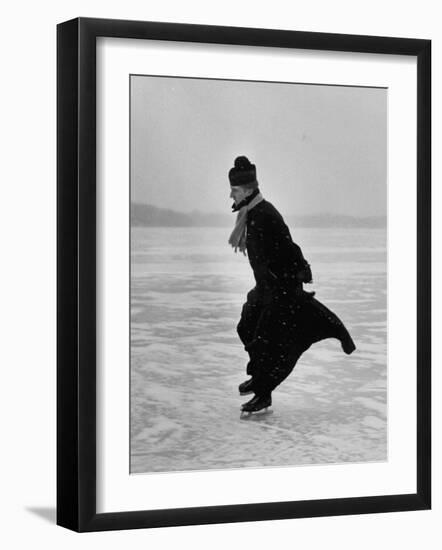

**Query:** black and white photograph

left=0, top=0, right=436, bottom=545
left=129, top=75, right=387, bottom=474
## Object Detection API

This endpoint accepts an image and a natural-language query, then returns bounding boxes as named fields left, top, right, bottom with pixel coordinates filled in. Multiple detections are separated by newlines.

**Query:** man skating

left=228, top=156, right=356, bottom=414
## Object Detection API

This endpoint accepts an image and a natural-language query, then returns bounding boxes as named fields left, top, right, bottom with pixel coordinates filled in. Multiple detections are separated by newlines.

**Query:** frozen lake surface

left=130, top=226, right=387, bottom=473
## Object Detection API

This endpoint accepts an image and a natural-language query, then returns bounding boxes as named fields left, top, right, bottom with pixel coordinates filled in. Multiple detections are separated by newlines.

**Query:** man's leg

left=237, top=287, right=267, bottom=380
left=237, top=287, right=263, bottom=348
left=243, top=290, right=305, bottom=393
left=241, top=337, right=311, bottom=412
left=249, top=339, right=311, bottom=396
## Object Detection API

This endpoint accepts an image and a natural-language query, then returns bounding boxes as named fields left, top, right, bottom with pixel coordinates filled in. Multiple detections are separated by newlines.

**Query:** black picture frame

left=57, top=17, right=431, bottom=532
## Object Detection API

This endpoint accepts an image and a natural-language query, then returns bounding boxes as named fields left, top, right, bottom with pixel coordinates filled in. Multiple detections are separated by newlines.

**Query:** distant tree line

left=131, top=203, right=387, bottom=228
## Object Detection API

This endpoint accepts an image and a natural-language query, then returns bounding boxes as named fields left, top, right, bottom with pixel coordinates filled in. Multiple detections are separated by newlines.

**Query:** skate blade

left=240, top=407, right=273, bottom=418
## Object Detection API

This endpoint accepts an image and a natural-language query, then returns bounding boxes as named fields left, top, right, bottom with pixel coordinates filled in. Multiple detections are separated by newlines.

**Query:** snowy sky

left=131, top=75, right=387, bottom=217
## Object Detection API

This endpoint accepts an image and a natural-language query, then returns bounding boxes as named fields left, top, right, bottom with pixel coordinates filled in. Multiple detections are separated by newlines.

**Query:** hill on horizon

left=131, top=203, right=387, bottom=228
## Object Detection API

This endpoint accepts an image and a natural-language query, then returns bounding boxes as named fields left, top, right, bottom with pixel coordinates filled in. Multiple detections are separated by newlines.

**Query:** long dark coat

left=237, top=199, right=353, bottom=395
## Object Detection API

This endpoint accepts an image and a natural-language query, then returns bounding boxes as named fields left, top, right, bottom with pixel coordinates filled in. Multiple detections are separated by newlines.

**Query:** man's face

left=230, top=185, right=248, bottom=205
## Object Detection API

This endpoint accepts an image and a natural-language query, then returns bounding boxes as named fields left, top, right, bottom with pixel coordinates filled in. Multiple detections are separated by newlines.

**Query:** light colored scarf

left=228, top=192, right=264, bottom=254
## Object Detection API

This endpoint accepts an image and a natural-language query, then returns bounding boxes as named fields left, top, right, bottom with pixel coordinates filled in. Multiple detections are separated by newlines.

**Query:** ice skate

left=240, top=394, right=272, bottom=415
left=238, top=378, right=255, bottom=395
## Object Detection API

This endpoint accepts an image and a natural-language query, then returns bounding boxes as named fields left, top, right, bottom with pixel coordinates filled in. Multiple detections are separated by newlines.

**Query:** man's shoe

left=241, top=394, right=272, bottom=413
left=238, top=378, right=255, bottom=395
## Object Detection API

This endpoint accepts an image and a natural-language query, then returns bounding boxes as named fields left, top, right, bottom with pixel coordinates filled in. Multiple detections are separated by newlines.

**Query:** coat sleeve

left=252, top=212, right=305, bottom=284
left=246, top=214, right=274, bottom=283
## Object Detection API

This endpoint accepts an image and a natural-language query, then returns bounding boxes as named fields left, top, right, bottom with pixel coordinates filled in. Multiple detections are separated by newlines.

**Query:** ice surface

left=130, top=227, right=387, bottom=473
